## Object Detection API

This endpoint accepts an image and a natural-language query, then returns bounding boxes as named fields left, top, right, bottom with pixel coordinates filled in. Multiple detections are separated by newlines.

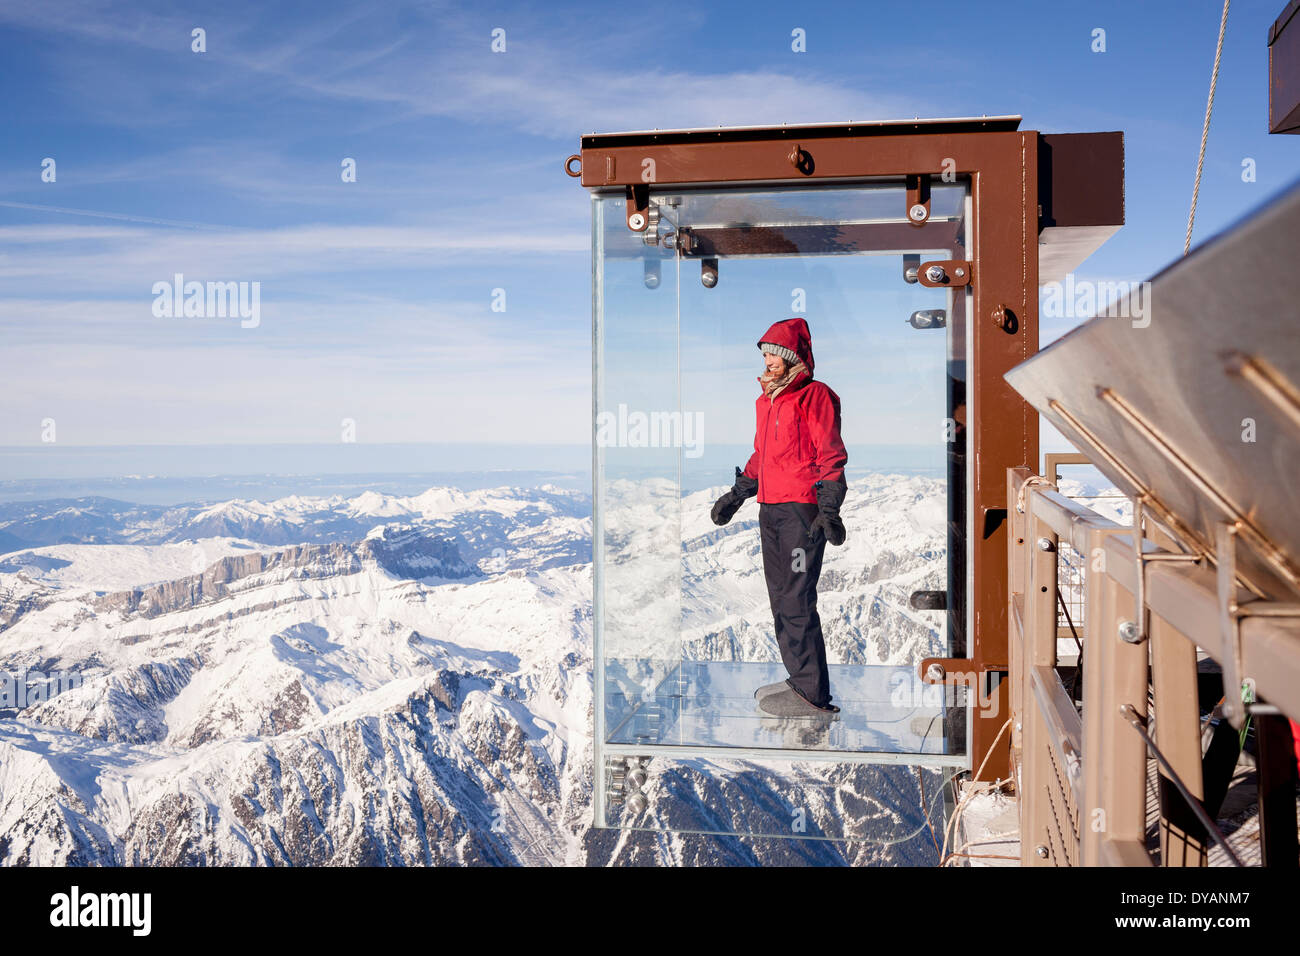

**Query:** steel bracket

left=920, top=656, right=1007, bottom=685
left=1125, top=495, right=1202, bottom=644
left=918, top=259, right=972, bottom=287
left=625, top=183, right=650, bottom=231
left=905, top=173, right=931, bottom=225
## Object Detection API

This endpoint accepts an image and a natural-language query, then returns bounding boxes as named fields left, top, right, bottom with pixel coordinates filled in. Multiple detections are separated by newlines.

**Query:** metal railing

left=1045, top=452, right=1112, bottom=641
left=1007, top=466, right=1300, bottom=867
left=1056, top=544, right=1086, bottom=641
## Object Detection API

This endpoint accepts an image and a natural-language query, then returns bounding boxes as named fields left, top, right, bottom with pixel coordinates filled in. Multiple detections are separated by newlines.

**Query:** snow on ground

left=0, top=537, right=261, bottom=592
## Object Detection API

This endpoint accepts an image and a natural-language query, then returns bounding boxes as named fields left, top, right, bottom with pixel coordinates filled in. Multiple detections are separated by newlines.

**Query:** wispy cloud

left=0, top=1, right=921, bottom=139
left=0, top=200, right=223, bottom=229
left=0, top=222, right=587, bottom=291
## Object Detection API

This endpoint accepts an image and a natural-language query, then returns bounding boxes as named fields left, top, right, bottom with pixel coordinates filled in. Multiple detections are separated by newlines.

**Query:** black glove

left=808, top=478, right=847, bottom=546
left=711, top=466, right=759, bottom=526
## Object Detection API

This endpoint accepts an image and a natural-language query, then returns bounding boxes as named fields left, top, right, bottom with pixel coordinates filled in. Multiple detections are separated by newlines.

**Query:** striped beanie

left=758, top=341, right=800, bottom=365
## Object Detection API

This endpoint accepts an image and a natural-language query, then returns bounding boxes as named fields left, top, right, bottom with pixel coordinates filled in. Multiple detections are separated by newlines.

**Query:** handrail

left=1030, top=664, right=1083, bottom=804
left=1007, top=466, right=1300, bottom=868
left=1023, top=483, right=1122, bottom=557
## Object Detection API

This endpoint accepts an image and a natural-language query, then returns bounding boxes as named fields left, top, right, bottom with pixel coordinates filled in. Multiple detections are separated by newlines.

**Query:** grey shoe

left=757, top=687, right=841, bottom=718
left=754, top=679, right=790, bottom=700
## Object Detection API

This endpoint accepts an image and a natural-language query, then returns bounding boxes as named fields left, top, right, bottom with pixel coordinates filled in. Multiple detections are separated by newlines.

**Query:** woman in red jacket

left=710, top=317, right=848, bottom=719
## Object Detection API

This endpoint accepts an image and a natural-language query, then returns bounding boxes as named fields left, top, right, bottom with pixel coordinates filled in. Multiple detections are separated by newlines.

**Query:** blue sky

left=1, top=0, right=1296, bottom=456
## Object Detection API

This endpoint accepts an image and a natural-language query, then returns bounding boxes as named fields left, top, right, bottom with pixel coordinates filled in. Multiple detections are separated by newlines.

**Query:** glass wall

left=594, top=182, right=973, bottom=836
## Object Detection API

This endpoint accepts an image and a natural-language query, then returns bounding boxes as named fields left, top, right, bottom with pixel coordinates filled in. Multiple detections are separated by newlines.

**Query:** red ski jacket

left=742, top=318, right=848, bottom=504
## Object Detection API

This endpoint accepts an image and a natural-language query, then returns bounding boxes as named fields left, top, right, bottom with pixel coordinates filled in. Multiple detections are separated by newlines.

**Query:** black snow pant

left=759, top=501, right=831, bottom=708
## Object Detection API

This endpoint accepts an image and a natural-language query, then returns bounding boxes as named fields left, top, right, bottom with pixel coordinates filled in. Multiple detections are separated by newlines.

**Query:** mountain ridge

left=0, top=474, right=1123, bottom=865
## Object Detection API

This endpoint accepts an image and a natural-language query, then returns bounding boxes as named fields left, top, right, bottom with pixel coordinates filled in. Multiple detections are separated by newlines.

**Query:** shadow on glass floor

left=604, top=660, right=965, bottom=756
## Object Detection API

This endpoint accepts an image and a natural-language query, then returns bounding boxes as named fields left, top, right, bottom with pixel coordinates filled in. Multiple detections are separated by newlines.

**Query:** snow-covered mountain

left=0, top=474, right=1017, bottom=866
left=0, top=485, right=591, bottom=571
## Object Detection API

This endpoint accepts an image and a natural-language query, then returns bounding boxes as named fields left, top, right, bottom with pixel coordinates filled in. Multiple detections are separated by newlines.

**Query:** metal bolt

left=954, top=266, right=966, bottom=278
left=1014, top=722, right=1022, bottom=734
left=1118, top=621, right=1144, bottom=644
left=908, top=309, right=946, bottom=329
left=925, top=264, right=946, bottom=283
left=926, top=662, right=945, bottom=683
left=903, top=264, right=919, bottom=283
left=627, top=768, right=647, bottom=789
left=701, top=260, right=718, bottom=288
left=1035, top=844, right=1049, bottom=859
left=626, top=791, right=648, bottom=814
left=1036, top=537, right=1055, bottom=552
left=643, top=205, right=661, bottom=236
left=627, top=212, right=646, bottom=231
left=909, top=204, right=928, bottom=222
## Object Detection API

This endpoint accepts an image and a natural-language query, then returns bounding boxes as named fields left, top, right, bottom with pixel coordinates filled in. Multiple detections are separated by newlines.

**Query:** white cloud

left=0, top=2, right=921, bottom=140
left=0, top=2, right=937, bottom=449
left=0, top=223, right=587, bottom=291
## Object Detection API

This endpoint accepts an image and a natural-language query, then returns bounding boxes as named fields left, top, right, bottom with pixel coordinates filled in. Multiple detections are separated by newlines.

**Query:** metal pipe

left=1046, top=400, right=1207, bottom=560
left=1049, top=399, right=1146, bottom=491
left=1228, top=352, right=1300, bottom=434
left=1238, top=603, right=1300, bottom=618
left=1132, top=496, right=1147, bottom=642
left=1098, top=387, right=1300, bottom=591
left=1118, top=703, right=1245, bottom=867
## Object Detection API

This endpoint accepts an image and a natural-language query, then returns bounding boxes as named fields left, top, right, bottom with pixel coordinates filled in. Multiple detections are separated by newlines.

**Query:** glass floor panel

left=604, top=661, right=965, bottom=756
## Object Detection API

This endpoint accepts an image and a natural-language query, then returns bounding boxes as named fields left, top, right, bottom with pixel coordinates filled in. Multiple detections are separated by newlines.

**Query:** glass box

left=592, top=181, right=975, bottom=840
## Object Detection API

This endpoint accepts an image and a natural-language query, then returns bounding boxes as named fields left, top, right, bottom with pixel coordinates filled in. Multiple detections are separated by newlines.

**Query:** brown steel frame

left=575, top=122, right=1041, bottom=781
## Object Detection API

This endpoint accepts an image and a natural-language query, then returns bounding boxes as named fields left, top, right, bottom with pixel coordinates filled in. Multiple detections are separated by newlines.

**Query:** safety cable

left=862, top=765, right=965, bottom=849
left=1056, top=585, right=1084, bottom=700
left=917, top=766, right=941, bottom=857
left=939, top=716, right=1014, bottom=864
left=1184, top=0, right=1231, bottom=255
left=943, top=833, right=1022, bottom=866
